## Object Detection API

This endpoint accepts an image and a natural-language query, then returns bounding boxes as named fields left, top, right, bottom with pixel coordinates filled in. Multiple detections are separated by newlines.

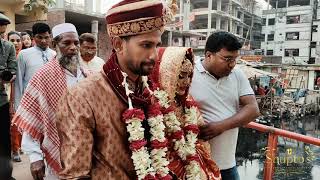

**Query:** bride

left=149, top=47, right=221, bottom=180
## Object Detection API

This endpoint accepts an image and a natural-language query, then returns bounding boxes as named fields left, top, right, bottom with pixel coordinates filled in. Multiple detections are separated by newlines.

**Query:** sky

left=255, top=0, right=270, bottom=16
left=102, top=0, right=121, bottom=13
left=100, top=0, right=269, bottom=16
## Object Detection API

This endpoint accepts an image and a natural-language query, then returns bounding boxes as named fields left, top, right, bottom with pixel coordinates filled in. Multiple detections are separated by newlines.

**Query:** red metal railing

left=245, top=122, right=320, bottom=180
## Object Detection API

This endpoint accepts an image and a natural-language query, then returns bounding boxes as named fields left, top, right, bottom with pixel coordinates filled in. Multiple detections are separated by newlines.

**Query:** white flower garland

left=154, top=89, right=202, bottom=179
left=122, top=73, right=171, bottom=180
left=121, top=72, right=201, bottom=179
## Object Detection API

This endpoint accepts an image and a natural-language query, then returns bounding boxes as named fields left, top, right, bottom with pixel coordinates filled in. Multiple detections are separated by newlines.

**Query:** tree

left=24, top=0, right=56, bottom=13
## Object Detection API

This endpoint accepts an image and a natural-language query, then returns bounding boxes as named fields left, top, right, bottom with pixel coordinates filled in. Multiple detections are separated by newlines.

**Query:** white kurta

left=79, top=56, right=105, bottom=73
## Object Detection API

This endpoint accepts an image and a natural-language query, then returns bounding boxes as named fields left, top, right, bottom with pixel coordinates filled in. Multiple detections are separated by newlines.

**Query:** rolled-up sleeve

left=56, top=89, right=95, bottom=180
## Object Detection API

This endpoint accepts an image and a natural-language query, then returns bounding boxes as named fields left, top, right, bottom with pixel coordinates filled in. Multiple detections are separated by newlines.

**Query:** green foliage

left=24, top=0, right=56, bottom=13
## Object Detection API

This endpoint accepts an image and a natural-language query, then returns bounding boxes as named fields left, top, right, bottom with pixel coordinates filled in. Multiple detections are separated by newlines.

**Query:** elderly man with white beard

left=12, top=23, right=86, bottom=180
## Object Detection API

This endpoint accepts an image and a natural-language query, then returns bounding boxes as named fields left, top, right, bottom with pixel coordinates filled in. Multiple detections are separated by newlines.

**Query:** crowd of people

left=1, top=0, right=260, bottom=180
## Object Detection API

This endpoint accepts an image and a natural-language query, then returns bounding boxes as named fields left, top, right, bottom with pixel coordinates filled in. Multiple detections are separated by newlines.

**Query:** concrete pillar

left=208, top=0, right=212, bottom=10
left=85, top=0, right=93, bottom=13
left=185, top=37, right=190, bottom=47
left=208, top=0, right=212, bottom=29
left=183, top=2, right=190, bottom=31
left=55, top=0, right=64, bottom=8
left=168, top=31, right=173, bottom=46
left=229, top=19, right=233, bottom=33
left=96, top=0, right=101, bottom=13
left=240, top=26, right=244, bottom=37
left=225, top=20, right=229, bottom=31
left=91, top=20, right=99, bottom=41
left=308, top=70, right=315, bottom=90
left=216, top=16, right=221, bottom=30
left=217, top=0, right=221, bottom=11
left=179, top=0, right=183, bottom=15
left=241, top=11, right=244, bottom=22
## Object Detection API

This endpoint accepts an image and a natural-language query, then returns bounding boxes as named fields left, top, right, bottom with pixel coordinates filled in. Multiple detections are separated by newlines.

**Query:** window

left=287, top=15, right=300, bottom=24
left=212, top=2, right=217, bottom=10
left=286, top=32, right=299, bottom=40
left=277, top=0, right=287, bottom=8
left=261, top=34, right=265, bottom=41
left=289, top=0, right=310, bottom=7
left=267, top=34, right=274, bottom=41
left=268, top=18, right=275, bottom=25
left=190, top=15, right=208, bottom=29
left=211, top=18, right=217, bottom=29
left=266, top=50, right=274, bottom=55
left=237, top=12, right=242, bottom=19
left=237, top=26, right=241, bottom=35
left=308, top=57, right=315, bottom=64
left=285, top=49, right=299, bottom=56
left=199, top=36, right=206, bottom=41
left=312, top=25, right=318, bottom=32
left=311, top=41, right=317, bottom=48
left=262, top=18, right=266, bottom=25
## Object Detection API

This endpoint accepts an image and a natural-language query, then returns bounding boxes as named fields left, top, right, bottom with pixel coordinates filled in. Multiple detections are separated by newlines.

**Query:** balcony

left=51, top=0, right=104, bottom=16
left=64, top=0, right=85, bottom=12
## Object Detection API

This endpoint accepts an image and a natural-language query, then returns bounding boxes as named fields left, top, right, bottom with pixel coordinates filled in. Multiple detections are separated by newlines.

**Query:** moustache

left=141, top=59, right=155, bottom=66
left=58, top=54, right=80, bottom=65
left=83, top=50, right=96, bottom=55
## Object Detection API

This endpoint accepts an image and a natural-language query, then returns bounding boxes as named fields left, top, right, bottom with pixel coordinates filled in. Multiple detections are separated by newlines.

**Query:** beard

left=56, top=47, right=80, bottom=73
left=129, top=59, right=155, bottom=76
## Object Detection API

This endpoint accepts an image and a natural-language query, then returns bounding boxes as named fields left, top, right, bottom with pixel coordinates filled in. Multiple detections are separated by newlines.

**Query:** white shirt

left=21, top=67, right=85, bottom=179
left=15, top=46, right=56, bottom=110
left=190, top=59, right=254, bottom=170
left=79, top=55, right=105, bottom=73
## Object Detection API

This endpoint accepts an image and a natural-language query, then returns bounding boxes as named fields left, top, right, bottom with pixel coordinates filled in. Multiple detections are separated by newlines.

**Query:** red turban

left=106, top=0, right=165, bottom=37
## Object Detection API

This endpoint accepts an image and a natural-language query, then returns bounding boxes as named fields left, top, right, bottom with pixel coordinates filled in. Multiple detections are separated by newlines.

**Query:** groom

left=56, top=0, right=166, bottom=179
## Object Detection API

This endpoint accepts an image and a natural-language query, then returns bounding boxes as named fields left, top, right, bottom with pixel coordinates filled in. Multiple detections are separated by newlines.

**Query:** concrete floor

left=12, top=155, right=33, bottom=180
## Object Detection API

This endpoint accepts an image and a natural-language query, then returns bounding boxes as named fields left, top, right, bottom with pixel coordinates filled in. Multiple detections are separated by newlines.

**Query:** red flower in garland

left=185, top=100, right=199, bottom=109
left=122, top=108, right=145, bottom=122
left=130, top=139, right=148, bottom=151
left=184, top=124, right=200, bottom=134
left=143, top=174, right=157, bottom=180
left=151, top=139, right=168, bottom=149
left=162, top=104, right=176, bottom=114
left=156, top=174, right=173, bottom=180
left=148, top=102, right=162, bottom=117
left=171, top=130, right=184, bottom=140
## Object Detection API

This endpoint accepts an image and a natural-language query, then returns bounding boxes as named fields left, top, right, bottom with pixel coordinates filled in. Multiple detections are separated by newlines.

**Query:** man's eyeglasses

left=215, top=53, right=238, bottom=63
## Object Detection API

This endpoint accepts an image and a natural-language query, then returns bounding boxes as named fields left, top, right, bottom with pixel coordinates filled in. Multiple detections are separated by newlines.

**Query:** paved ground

left=12, top=155, right=33, bottom=180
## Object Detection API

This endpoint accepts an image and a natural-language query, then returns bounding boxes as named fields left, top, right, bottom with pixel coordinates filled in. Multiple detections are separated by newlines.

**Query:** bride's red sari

left=149, top=47, right=221, bottom=180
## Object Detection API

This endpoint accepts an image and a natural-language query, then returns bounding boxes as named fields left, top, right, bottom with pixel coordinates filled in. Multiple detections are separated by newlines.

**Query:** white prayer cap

left=52, top=23, right=78, bottom=38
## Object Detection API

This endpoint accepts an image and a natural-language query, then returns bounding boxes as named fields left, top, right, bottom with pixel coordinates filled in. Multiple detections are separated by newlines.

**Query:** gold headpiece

left=181, top=57, right=193, bottom=73
left=159, top=47, right=194, bottom=101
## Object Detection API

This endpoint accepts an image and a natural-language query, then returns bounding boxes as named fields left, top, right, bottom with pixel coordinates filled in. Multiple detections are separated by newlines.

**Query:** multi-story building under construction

left=261, top=0, right=320, bottom=65
left=170, top=0, right=263, bottom=52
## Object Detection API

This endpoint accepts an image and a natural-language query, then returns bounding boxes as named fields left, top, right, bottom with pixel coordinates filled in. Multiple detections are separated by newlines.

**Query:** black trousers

left=0, top=103, right=13, bottom=179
